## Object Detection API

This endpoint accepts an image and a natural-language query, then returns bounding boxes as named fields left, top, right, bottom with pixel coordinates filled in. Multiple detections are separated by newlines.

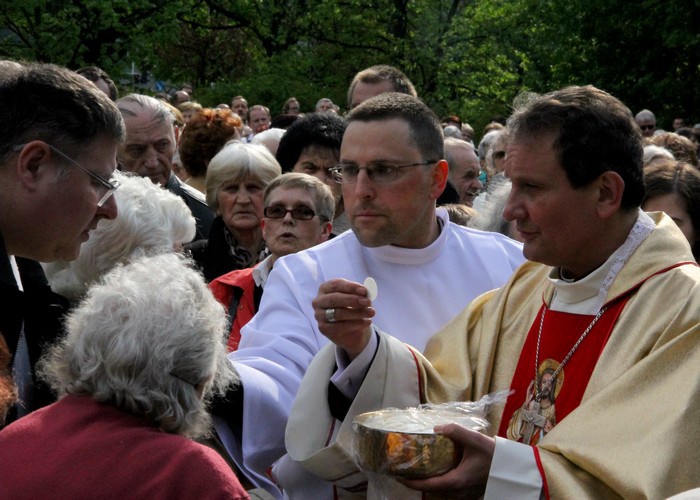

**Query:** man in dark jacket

left=116, top=93, right=214, bottom=241
left=0, top=61, right=125, bottom=426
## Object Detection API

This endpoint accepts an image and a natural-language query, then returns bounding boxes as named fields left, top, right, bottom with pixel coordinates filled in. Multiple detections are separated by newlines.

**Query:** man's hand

left=400, top=424, right=495, bottom=499
left=313, top=278, right=375, bottom=360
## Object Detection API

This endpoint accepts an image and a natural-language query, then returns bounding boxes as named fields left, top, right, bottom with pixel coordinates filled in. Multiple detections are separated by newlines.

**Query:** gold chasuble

left=288, top=214, right=700, bottom=498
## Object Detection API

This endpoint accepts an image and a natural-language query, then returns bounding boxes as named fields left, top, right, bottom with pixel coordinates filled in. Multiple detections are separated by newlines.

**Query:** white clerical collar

left=364, top=207, right=448, bottom=265
left=252, top=255, right=276, bottom=288
left=548, top=210, right=655, bottom=314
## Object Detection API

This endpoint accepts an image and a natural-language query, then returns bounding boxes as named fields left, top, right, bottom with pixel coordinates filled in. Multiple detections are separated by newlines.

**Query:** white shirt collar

left=548, top=210, right=654, bottom=314
left=252, top=255, right=276, bottom=288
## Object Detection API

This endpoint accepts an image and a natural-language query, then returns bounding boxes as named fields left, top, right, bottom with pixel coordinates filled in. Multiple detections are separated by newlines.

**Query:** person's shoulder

left=447, top=221, right=511, bottom=243
left=211, top=267, right=255, bottom=287
left=166, top=175, right=209, bottom=207
left=154, top=436, right=248, bottom=498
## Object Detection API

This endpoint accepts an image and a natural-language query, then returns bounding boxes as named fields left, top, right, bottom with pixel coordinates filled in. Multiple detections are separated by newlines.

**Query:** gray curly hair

left=43, top=171, right=196, bottom=302
left=40, top=253, right=237, bottom=438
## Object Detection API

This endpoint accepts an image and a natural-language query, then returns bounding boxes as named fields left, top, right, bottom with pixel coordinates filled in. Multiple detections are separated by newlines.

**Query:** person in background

left=0, top=61, right=124, bottom=426
left=346, top=64, right=417, bottom=110
left=445, top=137, right=482, bottom=207
left=672, top=117, right=685, bottom=131
left=642, top=158, right=700, bottom=259
left=635, top=108, right=656, bottom=137
left=161, top=101, right=186, bottom=143
left=171, top=89, right=191, bottom=106
left=443, top=125, right=462, bottom=139
left=270, top=114, right=300, bottom=130
left=462, top=122, right=475, bottom=143
left=471, top=176, right=522, bottom=242
left=248, top=105, right=271, bottom=135
left=116, top=94, right=214, bottom=241
left=478, top=129, right=504, bottom=180
left=642, top=144, right=674, bottom=166
left=251, top=128, right=286, bottom=156
left=75, top=66, right=118, bottom=101
left=171, top=150, right=190, bottom=182
left=442, top=115, right=462, bottom=129
left=315, top=98, right=335, bottom=113
left=187, top=142, right=281, bottom=282
left=645, top=132, right=698, bottom=167
left=231, top=96, right=249, bottom=123
left=283, top=97, right=301, bottom=115
left=177, top=101, right=203, bottom=124
left=43, top=172, right=196, bottom=305
left=210, top=173, right=334, bottom=351
left=179, top=108, right=242, bottom=194
left=275, top=112, right=348, bottom=235
left=0, top=254, right=248, bottom=499
left=675, top=126, right=700, bottom=154
left=442, top=203, right=478, bottom=226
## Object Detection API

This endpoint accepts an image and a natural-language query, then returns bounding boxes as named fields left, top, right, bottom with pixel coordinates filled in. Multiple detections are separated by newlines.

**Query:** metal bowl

left=352, top=410, right=461, bottom=478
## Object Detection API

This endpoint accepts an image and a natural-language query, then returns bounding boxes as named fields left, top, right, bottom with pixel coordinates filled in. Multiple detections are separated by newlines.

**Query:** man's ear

left=429, top=159, right=449, bottom=200
left=596, top=171, right=625, bottom=219
left=320, top=221, right=333, bottom=242
left=16, top=141, right=52, bottom=192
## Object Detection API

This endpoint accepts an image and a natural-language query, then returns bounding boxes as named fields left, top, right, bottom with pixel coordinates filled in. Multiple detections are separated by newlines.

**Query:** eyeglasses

left=264, top=205, right=319, bottom=221
left=330, top=160, right=438, bottom=184
left=639, top=125, right=655, bottom=131
left=14, top=143, right=120, bottom=207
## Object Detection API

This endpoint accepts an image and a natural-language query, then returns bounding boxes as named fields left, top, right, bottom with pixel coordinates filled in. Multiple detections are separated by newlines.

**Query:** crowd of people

left=0, top=59, right=698, bottom=500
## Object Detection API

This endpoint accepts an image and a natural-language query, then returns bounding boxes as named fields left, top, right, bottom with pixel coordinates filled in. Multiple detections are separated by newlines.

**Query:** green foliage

left=1, top=0, right=698, bottom=131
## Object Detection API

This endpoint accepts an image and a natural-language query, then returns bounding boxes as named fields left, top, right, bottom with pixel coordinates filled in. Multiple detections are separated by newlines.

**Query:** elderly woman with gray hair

left=0, top=253, right=247, bottom=498
left=43, top=171, right=196, bottom=305
left=187, top=141, right=282, bottom=282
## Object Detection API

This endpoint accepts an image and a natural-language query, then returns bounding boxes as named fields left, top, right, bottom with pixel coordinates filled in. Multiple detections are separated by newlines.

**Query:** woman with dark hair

left=642, top=159, right=700, bottom=259
left=275, top=113, right=348, bottom=234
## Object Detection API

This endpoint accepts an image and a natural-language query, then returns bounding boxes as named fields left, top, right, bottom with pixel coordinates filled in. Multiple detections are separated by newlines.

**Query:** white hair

left=40, top=253, right=237, bottom=438
left=643, top=144, right=674, bottom=165
left=443, top=125, right=462, bottom=139
left=635, top=109, right=656, bottom=122
left=43, top=172, right=196, bottom=302
left=251, top=127, right=286, bottom=155
left=471, top=175, right=513, bottom=236
left=478, top=130, right=503, bottom=159
left=205, top=142, right=282, bottom=212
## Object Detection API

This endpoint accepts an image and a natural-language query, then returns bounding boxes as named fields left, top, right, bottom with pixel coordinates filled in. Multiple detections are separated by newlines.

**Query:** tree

left=1, top=0, right=697, bottom=130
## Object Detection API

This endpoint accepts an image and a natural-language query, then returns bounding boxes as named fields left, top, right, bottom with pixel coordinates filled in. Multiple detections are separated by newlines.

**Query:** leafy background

left=2, top=0, right=698, bottom=138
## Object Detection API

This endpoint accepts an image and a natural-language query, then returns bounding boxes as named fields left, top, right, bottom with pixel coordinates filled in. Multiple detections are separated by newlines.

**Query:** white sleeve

left=330, top=329, right=379, bottom=400
left=217, top=254, right=328, bottom=495
left=484, top=437, right=543, bottom=500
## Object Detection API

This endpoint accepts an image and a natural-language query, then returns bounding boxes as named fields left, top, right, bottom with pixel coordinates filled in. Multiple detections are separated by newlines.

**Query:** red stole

left=496, top=262, right=695, bottom=442
left=497, top=297, right=628, bottom=442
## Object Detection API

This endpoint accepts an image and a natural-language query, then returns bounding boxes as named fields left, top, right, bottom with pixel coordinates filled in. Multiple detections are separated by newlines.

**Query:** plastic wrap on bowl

left=351, top=392, right=509, bottom=479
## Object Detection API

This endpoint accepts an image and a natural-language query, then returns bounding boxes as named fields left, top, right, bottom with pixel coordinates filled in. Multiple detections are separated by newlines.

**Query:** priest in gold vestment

left=283, top=86, right=700, bottom=499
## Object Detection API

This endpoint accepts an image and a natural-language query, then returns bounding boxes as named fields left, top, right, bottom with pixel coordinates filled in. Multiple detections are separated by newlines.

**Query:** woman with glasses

left=187, top=142, right=282, bottom=282
left=210, top=173, right=334, bottom=351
